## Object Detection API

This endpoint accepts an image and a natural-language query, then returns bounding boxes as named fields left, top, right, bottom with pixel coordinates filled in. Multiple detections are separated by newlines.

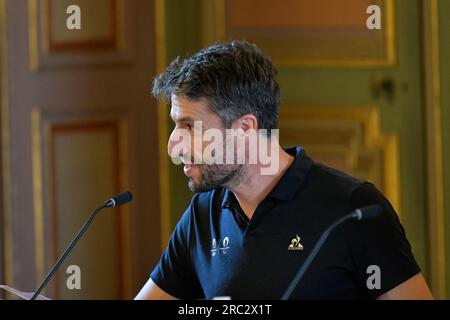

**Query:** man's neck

left=228, top=148, right=294, bottom=220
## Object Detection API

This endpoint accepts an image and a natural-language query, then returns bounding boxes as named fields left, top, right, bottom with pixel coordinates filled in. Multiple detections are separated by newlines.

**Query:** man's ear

left=233, top=114, right=258, bottom=133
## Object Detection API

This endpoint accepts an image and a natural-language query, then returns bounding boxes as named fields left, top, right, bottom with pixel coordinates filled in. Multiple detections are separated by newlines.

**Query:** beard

left=188, top=163, right=246, bottom=193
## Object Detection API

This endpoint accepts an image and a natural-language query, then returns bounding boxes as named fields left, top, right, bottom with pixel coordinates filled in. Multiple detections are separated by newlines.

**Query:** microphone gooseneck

left=31, top=191, right=133, bottom=300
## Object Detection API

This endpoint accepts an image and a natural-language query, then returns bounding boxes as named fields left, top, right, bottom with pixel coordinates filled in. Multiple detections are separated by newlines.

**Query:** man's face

left=167, top=95, right=245, bottom=193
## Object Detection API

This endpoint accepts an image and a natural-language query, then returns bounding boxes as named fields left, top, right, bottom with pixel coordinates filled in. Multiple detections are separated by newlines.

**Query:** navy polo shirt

left=150, top=146, right=420, bottom=299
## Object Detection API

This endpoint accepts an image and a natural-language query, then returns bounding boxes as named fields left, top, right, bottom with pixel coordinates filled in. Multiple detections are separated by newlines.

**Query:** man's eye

left=186, top=124, right=193, bottom=130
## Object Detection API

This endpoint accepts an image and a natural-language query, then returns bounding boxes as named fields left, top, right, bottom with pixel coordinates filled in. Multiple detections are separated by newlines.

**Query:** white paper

left=0, top=285, right=51, bottom=300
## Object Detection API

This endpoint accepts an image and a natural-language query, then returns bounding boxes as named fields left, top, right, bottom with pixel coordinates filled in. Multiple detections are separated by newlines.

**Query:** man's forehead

left=170, top=95, right=212, bottom=120
left=171, top=94, right=208, bottom=108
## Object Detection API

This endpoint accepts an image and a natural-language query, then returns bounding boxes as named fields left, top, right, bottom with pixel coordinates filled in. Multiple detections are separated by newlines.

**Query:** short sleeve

left=347, top=182, right=421, bottom=299
left=150, top=202, right=203, bottom=299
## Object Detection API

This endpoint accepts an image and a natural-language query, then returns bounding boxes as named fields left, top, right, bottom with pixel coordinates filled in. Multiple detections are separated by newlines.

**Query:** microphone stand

left=31, top=204, right=107, bottom=300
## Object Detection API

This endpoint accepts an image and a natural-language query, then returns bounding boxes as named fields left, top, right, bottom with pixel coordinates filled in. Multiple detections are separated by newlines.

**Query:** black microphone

left=30, top=191, right=133, bottom=300
left=281, top=204, right=382, bottom=300
left=104, top=191, right=133, bottom=208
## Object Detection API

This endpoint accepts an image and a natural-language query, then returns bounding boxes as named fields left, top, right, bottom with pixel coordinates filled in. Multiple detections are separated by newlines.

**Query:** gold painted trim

left=204, top=0, right=396, bottom=67
left=28, top=0, right=39, bottom=71
left=32, top=112, right=133, bottom=298
left=155, top=0, right=171, bottom=250
left=31, top=109, right=45, bottom=287
left=116, top=0, right=126, bottom=51
left=48, top=119, right=131, bottom=298
left=117, top=117, right=133, bottom=299
left=0, top=0, right=14, bottom=287
left=29, top=0, right=127, bottom=71
left=423, top=0, right=446, bottom=300
left=28, top=0, right=48, bottom=70
left=384, top=0, right=396, bottom=66
left=45, top=0, right=124, bottom=52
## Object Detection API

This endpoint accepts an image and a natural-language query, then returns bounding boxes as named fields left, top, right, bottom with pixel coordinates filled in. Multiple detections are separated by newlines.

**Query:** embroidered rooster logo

left=288, top=234, right=304, bottom=251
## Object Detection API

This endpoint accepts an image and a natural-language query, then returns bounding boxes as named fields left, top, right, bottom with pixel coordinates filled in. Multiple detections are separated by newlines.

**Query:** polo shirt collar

left=265, top=146, right=312, bottom=201
left=221, top=146, right=313, bottom=208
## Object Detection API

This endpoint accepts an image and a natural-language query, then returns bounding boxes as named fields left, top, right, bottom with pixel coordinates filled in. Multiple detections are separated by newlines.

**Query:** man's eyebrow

left=170, top=115, right=196, bottom=123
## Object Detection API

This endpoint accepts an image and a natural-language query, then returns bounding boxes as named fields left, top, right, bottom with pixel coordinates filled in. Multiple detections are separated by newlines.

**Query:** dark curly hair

left=152, top=40, right=280, bottom=136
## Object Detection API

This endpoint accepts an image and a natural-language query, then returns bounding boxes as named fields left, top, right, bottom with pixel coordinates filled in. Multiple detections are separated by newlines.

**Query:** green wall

left=164, top=0, right=203, bottom=226
left=278, top=0, right=428, bottom=275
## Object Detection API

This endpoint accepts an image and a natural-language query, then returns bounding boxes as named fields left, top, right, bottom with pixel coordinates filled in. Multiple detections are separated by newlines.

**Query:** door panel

left=1, top=0, right=160, bottom=299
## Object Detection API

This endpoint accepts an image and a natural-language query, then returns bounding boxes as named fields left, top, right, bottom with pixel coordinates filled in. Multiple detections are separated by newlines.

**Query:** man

left=135, top=40, right=433, bottom=300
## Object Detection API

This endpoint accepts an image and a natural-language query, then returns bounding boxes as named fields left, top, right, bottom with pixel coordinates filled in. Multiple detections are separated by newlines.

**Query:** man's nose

left=167, top=129, right=187, bottom=158
left=167, top=133, right=178, bottom=158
